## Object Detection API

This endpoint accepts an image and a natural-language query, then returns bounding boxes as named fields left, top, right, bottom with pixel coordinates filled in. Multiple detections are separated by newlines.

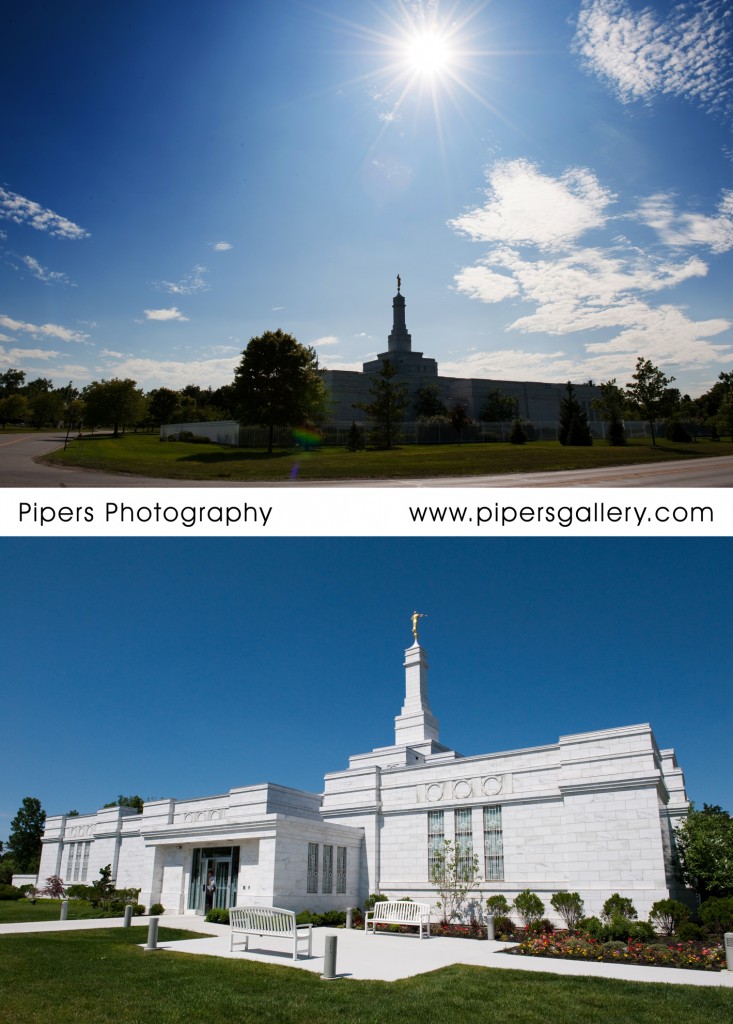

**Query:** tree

left=413, top=383, right=448, bottom=420
left=550, top=891, right=585, bottom=930
left=103, top=795, right=144, bottom=813
left=513, top=889, right=545, bottom=927
left=593, top=379, right=627, bottom=445
left=0, top=369, right=26, bottom=396
left=648, top=898, right=690, bottom=936
left=449, top=403, right=471, bottom=444
left=675, top=803, right=733, bottom=900
left=0, top=393, right=30, bottom=428
left=429, top=839, right=481, bottom=924
left=716, top=393, right=733, bottom=442
left=39, top=875, right=66, bottom=899
left=601, top=893, right=637, bottom=922
left=625, top=357, right=675, bottom=447
left=82, top=378, right=145, bottom=437
left=558, top=382, right=592, bottom=445
left=232, top=329, right=326, bottom=453
left=147, top=387, right=180, bottom=427
left=354, top=359, right=409, bottom=450
left=480, top=387, right=519, bottom=423
left=7, top=797, right=46, bottom=872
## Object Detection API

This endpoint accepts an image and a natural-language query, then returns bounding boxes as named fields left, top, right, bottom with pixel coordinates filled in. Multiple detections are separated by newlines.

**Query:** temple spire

left=394, top=628, right=439, bottom=747
left=388, top=276, right=412, bottom=354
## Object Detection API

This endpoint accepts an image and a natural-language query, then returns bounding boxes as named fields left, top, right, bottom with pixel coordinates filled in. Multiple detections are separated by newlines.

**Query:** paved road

left=2, top=432, right=733, bottom=487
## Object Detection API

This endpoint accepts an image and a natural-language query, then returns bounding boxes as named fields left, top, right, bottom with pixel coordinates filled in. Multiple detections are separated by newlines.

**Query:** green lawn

left=44, top=432, right=733, bottom=482
left=0, top=898, right=129, bottom=924
left=0, top=928, right=731, bottom=1024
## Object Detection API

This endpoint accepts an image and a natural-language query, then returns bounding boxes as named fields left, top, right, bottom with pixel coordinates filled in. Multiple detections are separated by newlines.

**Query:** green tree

left=0, top=393, right=30, bottom=428
left=601, top=893, right=637, bottom=922
left=7, top=797, right=46, bottom=873
left=648, top=898, right=690, bottom=936
left=449, top=403, right=471, bottom=444
left=413, top=383, right=448, bottom=420
left=354, top=359, right=409, bottom=450
left=558, top=382, right=592, bottom=445
left=485, top=894, right=511, bottom=917
left=82, top=378, right=145, bottom=437
left=479, top=387, right=519, bottom=422
left=593, top=379, right=627, bottom=445
left=147, top=387, right=180, bottom=427
left=550, top=891, right=585, bottom=929
left=675, top=803, right=733, bottom=900
left=625, top=357, right=675, bottom=447
left=103, top=795, right=144, bottom=813
left=513, top=890, right=545, bottom=927
left=0, top=369, right=26, bottom=396
left=429, top=839, right=481, bottom=924
left=716, top=393, right=733, bottom=441
left=233, top=329, right=326, bottom=453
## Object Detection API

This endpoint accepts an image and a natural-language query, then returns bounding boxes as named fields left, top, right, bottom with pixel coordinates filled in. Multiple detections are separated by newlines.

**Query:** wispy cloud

left=573, top=0, right=733, bottom=117
left=9, top=254, right=75, bottom=286
left=156, top=264, right=209, bottom=295
left=313, top=335, right=340, bottom=347
left=0, top=346, right=61, bottom=365
left=0, top=313, right=89, bottom=343
left=0, top=187, right=90, bottom=239
left=450, top=158, right=733, bottom=379
left=449, top=159, right=615, bottom=250
left=143, top=307, right=190, bottom=322
left=210, top=241, right=233, bottom=251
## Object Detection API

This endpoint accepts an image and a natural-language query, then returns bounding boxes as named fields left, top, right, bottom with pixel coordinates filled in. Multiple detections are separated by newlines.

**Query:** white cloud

left=448, top=159, right=615, bottom=250
left=573, top=0, right=732, bottom=115
left=313, top=335, right=340, bottom=347
left=210, top=241, right=233, bottom=251
left=637, top=191, right=733, bottom=253
left=101, top=354, right=240, bottom=390
left=15, top=254, right=74, bottom=286
left=143, top=307, right=190, bottom=322
left=0, top=313, right=89, bottom=343
left=0, top=346, right=61, bottom=365
left=0, top=187, right=90, bottom=239
left=452, top=264, right=520, bottom=303
left=156, top=264, right=209, bottom=295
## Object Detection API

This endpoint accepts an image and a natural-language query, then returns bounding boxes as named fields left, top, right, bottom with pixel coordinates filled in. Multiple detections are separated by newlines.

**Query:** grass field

left=43, top=432, right=733, bottom=482
left=0, top=927, right=731, bottom=1024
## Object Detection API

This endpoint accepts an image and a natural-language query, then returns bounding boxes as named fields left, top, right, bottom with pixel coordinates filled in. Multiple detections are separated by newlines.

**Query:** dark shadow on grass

left=179, top=449, right=294, bottom=464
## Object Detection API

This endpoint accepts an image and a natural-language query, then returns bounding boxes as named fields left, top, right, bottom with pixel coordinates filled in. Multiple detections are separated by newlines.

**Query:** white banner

left=1, top=487, right=731, bottom=536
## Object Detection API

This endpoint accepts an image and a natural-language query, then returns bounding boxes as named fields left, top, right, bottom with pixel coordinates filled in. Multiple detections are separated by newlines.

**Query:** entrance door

left=189, top=847, right=239, bottom=913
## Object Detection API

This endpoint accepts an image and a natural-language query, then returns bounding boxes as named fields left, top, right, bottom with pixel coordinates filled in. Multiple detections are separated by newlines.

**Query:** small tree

left=413, top=383, right=447, bottom=420
left=39, top=875, right=66, bottom=899
left=7, top=797, right=46, bottom=873
left=103, top=795, right=144, bottom=813
left=345, top=421, right=365, bottom=451
left=593, top=378, right=627, bottom=445
left=675, top=803, right=733, bottom=900
left=90, top=865, right=116, bottom=908
left=558, top=382, right=592, bottom=445
left=648, top=898, right=690, bottom=936
left=509, top=419, right=528, bottom=444
left=430, top=839, right=481, bottom=924
left=550, top=891, right=585, bottom=930
left=449, top=403, right=471, bottom=444
left=480, top=386, right=519, bottom=423
left=699, top=896, right=733, bottom=935
left=625, top=356, right=675, bottom=447
left=485, top=894, right=511, bottom=917
left=354, top=359, right=409, bottom=450
left=601, top=893, right=637, bottom=922
left=513, top=889, right=545, bottom=927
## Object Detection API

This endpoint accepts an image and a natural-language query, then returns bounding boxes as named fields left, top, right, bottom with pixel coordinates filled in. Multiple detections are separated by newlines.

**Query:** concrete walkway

left=2, top=915, right=732, bottom=988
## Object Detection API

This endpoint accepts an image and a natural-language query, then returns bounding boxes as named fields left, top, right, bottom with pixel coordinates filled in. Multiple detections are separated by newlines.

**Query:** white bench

left=364, top=900, right=431, bottom=939
left=229, top=905, right=313, bottom=960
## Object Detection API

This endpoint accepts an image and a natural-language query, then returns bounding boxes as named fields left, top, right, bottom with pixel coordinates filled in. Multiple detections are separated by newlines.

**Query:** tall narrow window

left=322, top=845, right=333, bottom=893
left=65, top=845, right=74, bottom=881
left=454, top=808, right=473, bottom=880
left=307, top=843, right=319, bottom=893
left=427, top=810, right=445, bottom=879
left=483, top=805, right=504, bottom=881
left=336, top=847, right=347, bottom=893
left=73, top=844, right=81, bottom=881
left=81, top=842, right=90, bottom=881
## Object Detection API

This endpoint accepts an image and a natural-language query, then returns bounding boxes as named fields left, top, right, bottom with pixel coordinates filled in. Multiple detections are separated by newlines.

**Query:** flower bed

left=506, top=931, right=726, bottom=971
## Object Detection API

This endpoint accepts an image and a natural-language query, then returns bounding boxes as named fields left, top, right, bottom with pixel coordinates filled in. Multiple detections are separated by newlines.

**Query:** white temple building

left=38, top=624, right=690, bottom=920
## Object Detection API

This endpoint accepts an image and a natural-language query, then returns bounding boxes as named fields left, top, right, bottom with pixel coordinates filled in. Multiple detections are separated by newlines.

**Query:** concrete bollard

left=725, top=933, right=733, bottom=972
left=486, top=914, right=495, bottom=942
left=321, top=934, right=337, bottom=980
left=123, top=905, right=133, bottom=928
left=60, top=900, right=69, bottom=921
left=145, top=917, right=159, bottom=951
left=346, top=908, right=353, bottom=929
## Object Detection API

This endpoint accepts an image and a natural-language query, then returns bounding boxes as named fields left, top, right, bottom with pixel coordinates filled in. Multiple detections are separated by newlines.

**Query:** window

left=454, top=808, right=474, bottom=881
left=65, top=842, right=90, bottom=882
left=483, top=806, right=504, bottom=881
left=336, top=847, right=347, bottom=893
left=322, top=845, right=333, bottom=893
left=307, top=842, right=319, bottom=893
left=427, top=810, right=444, bottom=879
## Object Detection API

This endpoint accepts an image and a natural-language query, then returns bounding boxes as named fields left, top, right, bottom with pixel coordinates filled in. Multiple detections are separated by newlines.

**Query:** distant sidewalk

left=2, top=916, right=732, bottom=987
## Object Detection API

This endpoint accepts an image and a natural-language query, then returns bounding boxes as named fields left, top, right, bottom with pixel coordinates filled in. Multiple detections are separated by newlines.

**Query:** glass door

left=188, top=847, right=239, bottom=913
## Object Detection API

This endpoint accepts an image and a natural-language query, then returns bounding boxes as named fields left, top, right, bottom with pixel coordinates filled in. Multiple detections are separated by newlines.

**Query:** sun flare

left=405, top=29, right=453, bottom=76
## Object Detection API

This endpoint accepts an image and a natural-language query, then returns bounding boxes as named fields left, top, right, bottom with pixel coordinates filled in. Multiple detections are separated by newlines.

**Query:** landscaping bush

left=149, top=903, right=165, bottom=916
left=66, top=884, right=95, bottom=901
left=295, top=909, right=347, bottom=928
left=205, top=907, right=230, bottom=924
left=485, top=895, right=511, bottom=918
left=508, top=931, right=726, bottom=971
left=649, top=898, right=691, bottom=936
left=601, top=893, right=637, bottom=922
left=579, top=916, right=604, bottom=939
left=509, top=420, right=527, bottom=444
left=605, top=914, right=637, bottom=942
left=0, top=884, right=22, bottom=900
left=513, top=889, right=545, bottom=927
left=363, top=893, right=388, bottom=911
left=676, top=922, right=705, bottom=942
left=665, top=419, right=693, bottom=442
left=39, top=875, right=65, bottom=899
left=525, top=918, right=554, bottom=935
left=550, top=891, right=584, bottom=930
left=493, top=915, right=517, bottom=940
left=699, top=896, right=733, bottom=936
left=131, top=903, right=146, bottom=916
left=625, top=920, right=656, bottom=942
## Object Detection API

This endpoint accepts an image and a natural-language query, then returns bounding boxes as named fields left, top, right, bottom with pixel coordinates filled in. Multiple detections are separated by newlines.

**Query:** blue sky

left=1, top=0, right=733, bottom=398
left=1, top=538, right=731, bottom=845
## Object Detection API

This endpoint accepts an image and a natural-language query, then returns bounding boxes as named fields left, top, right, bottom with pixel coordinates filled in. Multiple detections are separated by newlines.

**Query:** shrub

left=493, top=915, right=516, bottom=939
left=18, top=884, right=36, bottom=898
left=602, top=940, right=627, bottom=952
left=66, top=884, right=95, bottom=901
left=205, top=907, right=230, bottom=924
left=649, top=898, right=691, bottom=936
left=509, top=420, right=527, bottom=444
left=601, top=893, right=637, bottom=922
left=579, top=916, right=604, bottom=939
left=39, top=875, right=66, bottom=899
left=0, top=884, right=22, bottom=900
left=699, top=896, right=733, bottom=935
left=525, top=918, right=554, bottom=935
left=605, top=914, right=636, bottom=942
left=665, top=419, right=692, bottom=442
left=149, top=903, right=165, bottom=916
left=131, top=903, right=146, bottom=916
left=550, top=891, right=584, bottom=930
left=626, top=920, right=656, bottom=942
left=486, top=895, right=511, bottom=918
left=607, top=420, right=626, bottom=445
left=346, top=422, right=365, bottom=452
left=513, top=890, right=545, bottom=927
left=676, top=921, right=705, bottom=941
left=363, top=893, right=388, bottom=911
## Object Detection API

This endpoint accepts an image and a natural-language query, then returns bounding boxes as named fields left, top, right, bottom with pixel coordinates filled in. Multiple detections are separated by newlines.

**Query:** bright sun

left=405, top=29, right=452, bottom=76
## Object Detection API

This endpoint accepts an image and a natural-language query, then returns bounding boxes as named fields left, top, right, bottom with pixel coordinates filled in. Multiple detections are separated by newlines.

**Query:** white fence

left=160, top=420, right=240, bottom=445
